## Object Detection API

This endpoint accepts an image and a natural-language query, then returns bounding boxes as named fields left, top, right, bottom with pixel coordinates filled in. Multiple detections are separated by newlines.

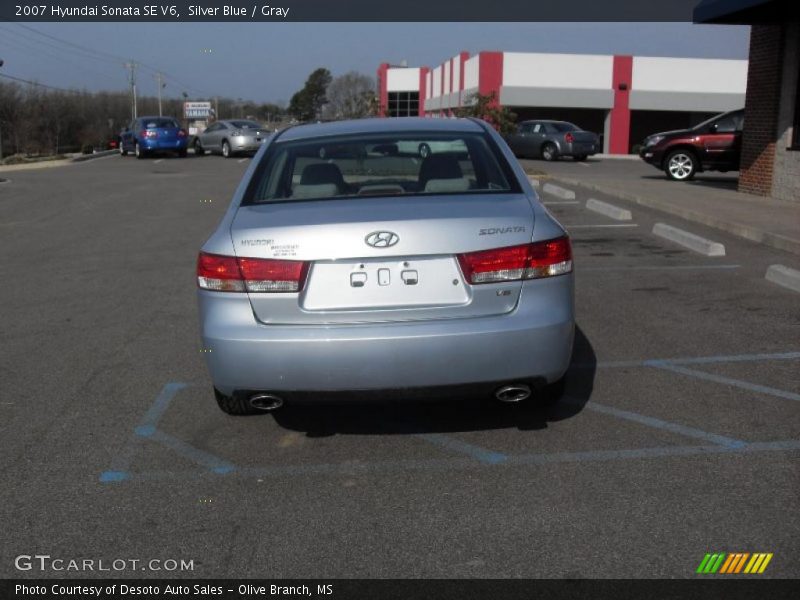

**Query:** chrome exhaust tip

left=248, top=393, right=284, bottom=411
left=495, top=384, right=532, bottom=403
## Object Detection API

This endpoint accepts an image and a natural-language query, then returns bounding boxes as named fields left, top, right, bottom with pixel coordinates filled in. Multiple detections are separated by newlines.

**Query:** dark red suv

left=639, top=109, right=744, bottom=181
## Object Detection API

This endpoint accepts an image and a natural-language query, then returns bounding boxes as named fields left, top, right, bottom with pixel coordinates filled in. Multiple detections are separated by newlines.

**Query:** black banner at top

left=2, top=0, right=709, bottom=23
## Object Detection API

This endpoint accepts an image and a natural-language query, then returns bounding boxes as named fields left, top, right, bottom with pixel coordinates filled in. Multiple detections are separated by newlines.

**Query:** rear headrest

left=291, top=183, right=339, bottom=199
left=418, top=154, right=463, bottom=188
left=300, top=163, right=345, bottom=188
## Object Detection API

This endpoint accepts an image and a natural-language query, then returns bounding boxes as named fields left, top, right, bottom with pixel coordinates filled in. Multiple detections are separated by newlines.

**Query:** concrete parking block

left=652, top=223, right=726, bottom=256
left=586, top=198, right=633, bottom=221
left=542, top=182, right=576, bottom=200
left=765, top=264, right=800, bottom=293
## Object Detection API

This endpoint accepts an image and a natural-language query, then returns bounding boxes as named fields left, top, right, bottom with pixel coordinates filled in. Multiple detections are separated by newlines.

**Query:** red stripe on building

left=376, top=63, right=389, bottom=117
left=609, top=55, right=633, bottom=154
left=478, top=51, right=503, bottom=106
left=419, top=67, right=430, bottom=117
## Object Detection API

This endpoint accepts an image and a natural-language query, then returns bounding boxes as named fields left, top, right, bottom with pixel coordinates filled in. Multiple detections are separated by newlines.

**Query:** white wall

left=386, top=67, right=421, bottom=92
left=464, top=56, right=479, bottom=91
left=503, top=52, right=614, bottom=89
left=452, top=55, right=461, bottom=91
left=432, top=65, right=442, bottom=97
left=443, top=61, right=451, bottom=94
left=632, top=57, right=747, bottom=94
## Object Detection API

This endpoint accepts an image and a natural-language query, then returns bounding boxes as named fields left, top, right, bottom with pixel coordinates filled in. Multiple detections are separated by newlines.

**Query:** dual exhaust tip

left=248, top=383, right=531, bottom=410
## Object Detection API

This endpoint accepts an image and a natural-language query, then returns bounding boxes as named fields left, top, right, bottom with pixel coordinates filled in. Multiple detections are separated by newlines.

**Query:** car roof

left=278, top=117, right=487, bottom=141
left=520, top=119, right=571, bottom=125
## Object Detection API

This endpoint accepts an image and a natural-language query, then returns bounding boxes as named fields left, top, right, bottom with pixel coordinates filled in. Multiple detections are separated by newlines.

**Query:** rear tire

left=135, top=142, right=145, bottom=159
left=665, top=149, right=697, bottom=181
left=541, top=143, right=558, bottom=162
left=194, top=140, right=205, bottom=156
left=574, top=154, right=588, bottom=161
left=541, top=376, right=567, bottom=406
left=214, top=388, right=260, bottom=416
left=222, top=140, right=231, bottom=158
left=119, top=144, right=128, bottom=157
left=418, top=143, right=431, bottom=158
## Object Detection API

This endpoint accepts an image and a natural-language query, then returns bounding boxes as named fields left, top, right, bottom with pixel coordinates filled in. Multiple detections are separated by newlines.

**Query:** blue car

left=119, top=116, right=189, bottom=159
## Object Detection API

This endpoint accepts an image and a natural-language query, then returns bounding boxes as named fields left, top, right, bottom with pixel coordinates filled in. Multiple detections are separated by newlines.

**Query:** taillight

left=177, top=129, right=187, bottom=137
left=197, top=252, right=309, bottom=293
left=142, top=130, right=157, bottom=138
left=565, top=132, right=574, bottom=143
left=457, top=237, right=572, bottom=284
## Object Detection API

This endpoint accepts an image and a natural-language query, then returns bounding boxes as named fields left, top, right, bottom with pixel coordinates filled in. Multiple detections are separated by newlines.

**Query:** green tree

left=454, top=91, right=517, bottom=135
left=288, top=68, right=332, bottom=122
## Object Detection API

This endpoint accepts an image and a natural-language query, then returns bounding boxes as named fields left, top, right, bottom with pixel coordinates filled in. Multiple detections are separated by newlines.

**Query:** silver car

left=197, top=118, right=575, bottom=414
left=194, top=119, right=271, bottom=158
left=505, top=120, right=600, bottom=161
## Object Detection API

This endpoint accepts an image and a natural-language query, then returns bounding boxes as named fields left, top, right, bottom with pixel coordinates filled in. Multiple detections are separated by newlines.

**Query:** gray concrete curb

left=653, top=223, right=726, bottom=256
left=586, top=198, right=632, bottom=221
left=539, top=174, right=800, bottom=256
left=765, top=265, right=800, bottom=293
left=71, top=150, right=118, bottom=163
left=542, top=182, right=576, bottom=200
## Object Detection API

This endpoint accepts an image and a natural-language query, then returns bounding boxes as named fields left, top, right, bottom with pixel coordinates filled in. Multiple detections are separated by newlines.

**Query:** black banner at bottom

left=3, top=579, right=800, bottom=600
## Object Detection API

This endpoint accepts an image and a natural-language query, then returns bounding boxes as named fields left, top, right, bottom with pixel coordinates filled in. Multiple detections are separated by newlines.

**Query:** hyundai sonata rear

left=197, top=118, right=574, bottom=414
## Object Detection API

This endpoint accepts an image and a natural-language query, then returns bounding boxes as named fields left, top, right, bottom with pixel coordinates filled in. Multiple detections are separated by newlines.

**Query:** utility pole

left=0, top=58, right=4, bottom=160
left=124, top=61, right=138, bottom=121
left=154, top=72, right=165, bottom=117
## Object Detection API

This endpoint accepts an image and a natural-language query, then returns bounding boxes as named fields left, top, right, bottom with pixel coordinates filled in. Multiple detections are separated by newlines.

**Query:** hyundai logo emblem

left=365, top=231, right=399, bottom=248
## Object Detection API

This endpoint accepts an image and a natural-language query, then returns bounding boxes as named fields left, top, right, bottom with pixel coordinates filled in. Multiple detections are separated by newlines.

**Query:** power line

left=0, top=71, right=88, bottom=94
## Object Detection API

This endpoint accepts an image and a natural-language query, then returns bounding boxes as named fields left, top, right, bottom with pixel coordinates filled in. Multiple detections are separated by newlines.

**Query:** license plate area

left=301, top=256, right=469, bottom=311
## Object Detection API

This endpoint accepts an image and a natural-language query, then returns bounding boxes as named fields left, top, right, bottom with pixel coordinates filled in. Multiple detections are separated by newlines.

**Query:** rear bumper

left=141, top=139, right=188, bottom=151
left=230, top=136, right=264, bottom=153
left=561, top=141, right=598, bottom=157
left=198, top=276, right=575, bottom=396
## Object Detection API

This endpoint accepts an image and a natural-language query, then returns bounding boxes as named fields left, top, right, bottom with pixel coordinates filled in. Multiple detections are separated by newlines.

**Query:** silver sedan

left=194, top=119, right=271, bottom=158
left=197, top=117, right=575, bottom=414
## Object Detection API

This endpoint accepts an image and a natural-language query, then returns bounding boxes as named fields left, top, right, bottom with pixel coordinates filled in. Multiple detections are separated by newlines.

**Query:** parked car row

left=119, top=116, right=272, bottom=159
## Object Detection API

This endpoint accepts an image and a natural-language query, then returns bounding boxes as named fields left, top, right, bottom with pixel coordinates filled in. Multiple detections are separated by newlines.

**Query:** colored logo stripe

left=698, top=552, right=773, bottom=574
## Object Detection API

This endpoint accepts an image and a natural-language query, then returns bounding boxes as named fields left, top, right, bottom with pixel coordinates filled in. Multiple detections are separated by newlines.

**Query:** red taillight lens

left=457, top=237, right=572, bottom=284
left=142, top=130, right=157, bottom=138
left=177, top=129, right=187, bottom=137
left=197, top=252, right=309, bottom=293
left=565, top=132, right=574, bottom=143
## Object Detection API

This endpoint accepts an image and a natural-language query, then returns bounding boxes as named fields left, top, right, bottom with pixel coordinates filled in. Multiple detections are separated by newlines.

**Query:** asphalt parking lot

left=1, top=153, right=798, bottom=579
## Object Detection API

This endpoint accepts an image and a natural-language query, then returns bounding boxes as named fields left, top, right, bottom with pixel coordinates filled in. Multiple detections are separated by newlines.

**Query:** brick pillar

left=376, top=63, right=389, bottom=117
left=738, top=25, right=785, bottom=196
left=418, top=67, right=429, bottom=117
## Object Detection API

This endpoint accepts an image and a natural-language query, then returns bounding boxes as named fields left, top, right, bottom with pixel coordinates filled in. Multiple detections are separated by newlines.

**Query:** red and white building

left=377, top=52, right=747, bottom=154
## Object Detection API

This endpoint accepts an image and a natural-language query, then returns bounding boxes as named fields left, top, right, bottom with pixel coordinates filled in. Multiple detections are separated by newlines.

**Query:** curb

left=537, top=173, right=800, bottom=256
left=765, top=264, right=800, bottom=293
left=542, top=182, right=576, bottom=200
left=586, top=198, right=632, bottom=221
left=653, top=223, right=726, bottom=256
left=72, top=150, right=118, bottom=162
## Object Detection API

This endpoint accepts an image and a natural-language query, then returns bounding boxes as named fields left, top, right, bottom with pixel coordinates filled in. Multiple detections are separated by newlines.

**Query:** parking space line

left=649, top=363, right=800, bottom=403
left=571, top=398, right=746, bottom=449
left=153, top=159, right=163, bottom=164
left=135, top=382, right=187, bottom=437
left=237, top=158, right=248, bottom=163
left=103, top=439, right=800, bottom=484
left=148, top=429, right=236, bottom=473
left=414, top=433, right=508, bottom=464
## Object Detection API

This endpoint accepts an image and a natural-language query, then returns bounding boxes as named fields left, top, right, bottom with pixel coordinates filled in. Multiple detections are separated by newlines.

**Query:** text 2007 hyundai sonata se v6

left=197, top=117, right=574, bottom=415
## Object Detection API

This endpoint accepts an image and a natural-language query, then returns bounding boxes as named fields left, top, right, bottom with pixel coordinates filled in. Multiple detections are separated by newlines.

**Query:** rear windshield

left=143, top=118, right=179, bottom=129
left=245, top=131, right=517, bottom=204
left=548, top=122, right=578, bottom=133
left=229, top=120, right=263, bottom=129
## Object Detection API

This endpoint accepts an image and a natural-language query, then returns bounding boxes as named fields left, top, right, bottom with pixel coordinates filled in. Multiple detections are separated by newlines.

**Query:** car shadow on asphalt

left=640, top=174, right=739, bottom=190
left=270, top=326, right=596, bottom=437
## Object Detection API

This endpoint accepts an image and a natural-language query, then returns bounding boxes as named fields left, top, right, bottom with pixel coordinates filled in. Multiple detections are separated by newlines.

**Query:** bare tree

left=323, top=72, right=376, bottom=121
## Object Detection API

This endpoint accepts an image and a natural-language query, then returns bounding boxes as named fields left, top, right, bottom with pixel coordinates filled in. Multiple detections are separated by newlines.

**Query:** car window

left=518, top=123, right=533, bottom=134
left=533, top=123, right=544, bottom=133
left=143, top=118, right=179, bottom=129
left=247, top=132, right=518, bottom=204
left=547, top=122, right=578, bottom=133
left=229, top=120, right=263, bottom=129
left=713, top=117, right=737, bottom=134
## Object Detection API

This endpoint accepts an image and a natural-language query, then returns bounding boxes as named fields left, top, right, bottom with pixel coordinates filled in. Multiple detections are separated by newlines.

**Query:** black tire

left=214, top=388, right=260, bottom=416
left=194, top=140, right=205, bottom=156
left=418, top=143, right=431, bottom=158
left=541, top=142, right=558, bottom=162
left=134, top=142, right=146, bottom=159
left=540, top=376, right=567, bottom=406
left=574, top=154, right=588, bottom=161
left=664, top=149, right=697, bottom=181
left=119, top=143, right=128, bottom=157
left=222, top=140, right=232, bottom=158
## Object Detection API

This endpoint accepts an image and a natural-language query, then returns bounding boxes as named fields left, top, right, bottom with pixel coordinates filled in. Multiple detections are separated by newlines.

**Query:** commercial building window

left=388, top=91, right=420, bottom=117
